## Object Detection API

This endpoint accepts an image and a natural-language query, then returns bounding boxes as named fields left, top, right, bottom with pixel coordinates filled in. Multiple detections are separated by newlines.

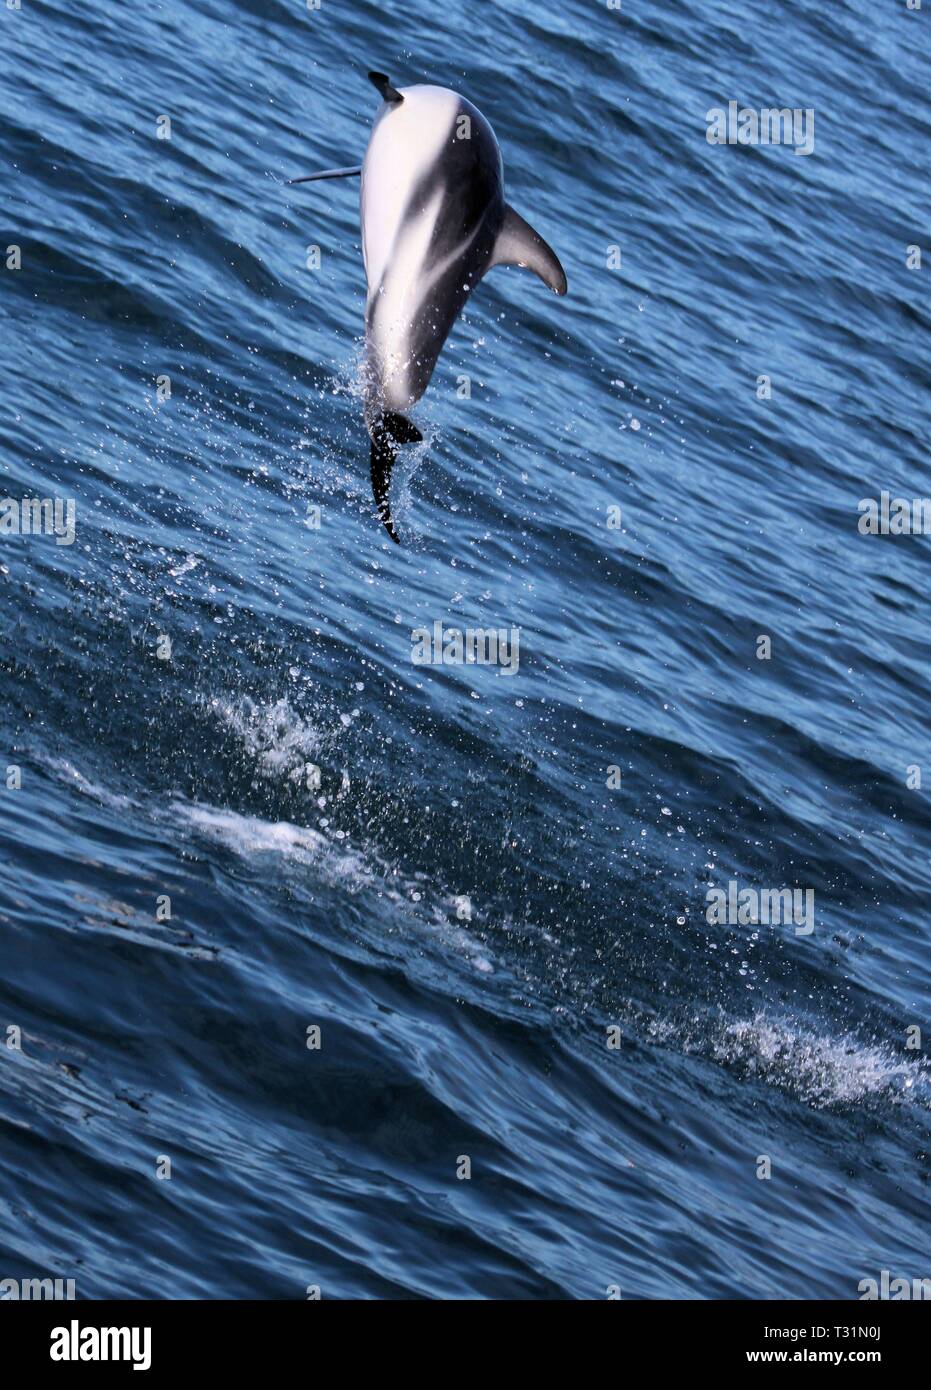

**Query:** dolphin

left=290, top=71, right=568, bottom=542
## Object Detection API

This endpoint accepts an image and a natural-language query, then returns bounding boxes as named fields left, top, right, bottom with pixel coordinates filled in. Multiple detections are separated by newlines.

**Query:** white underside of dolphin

left=290, top=71, right=568, bottom=541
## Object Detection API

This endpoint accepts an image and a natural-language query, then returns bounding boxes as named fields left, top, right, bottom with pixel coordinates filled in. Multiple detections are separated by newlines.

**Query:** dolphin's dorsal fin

left=368, top=71, right=404, bottom=103
left=490, top=205, right=568, bottom=296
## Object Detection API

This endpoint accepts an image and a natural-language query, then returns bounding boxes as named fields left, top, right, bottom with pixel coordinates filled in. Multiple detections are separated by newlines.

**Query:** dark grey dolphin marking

left=289, top=71, right=567, bottom=542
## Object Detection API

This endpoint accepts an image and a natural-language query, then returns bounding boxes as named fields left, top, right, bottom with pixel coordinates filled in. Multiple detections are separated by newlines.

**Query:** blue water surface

left=1, top=0, right=929, bottom=1298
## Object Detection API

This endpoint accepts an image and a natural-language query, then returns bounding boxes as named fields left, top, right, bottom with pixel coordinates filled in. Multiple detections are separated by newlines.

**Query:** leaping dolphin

left=290, top=71, right=568, bottom=542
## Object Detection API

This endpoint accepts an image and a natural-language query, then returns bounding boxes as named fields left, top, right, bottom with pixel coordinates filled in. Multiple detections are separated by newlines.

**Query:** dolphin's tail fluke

left=369, top=411, right=422, bottom=544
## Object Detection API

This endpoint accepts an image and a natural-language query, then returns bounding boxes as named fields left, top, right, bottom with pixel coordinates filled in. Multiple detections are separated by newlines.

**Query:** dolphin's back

left=361, top=84, right=504, bottom=413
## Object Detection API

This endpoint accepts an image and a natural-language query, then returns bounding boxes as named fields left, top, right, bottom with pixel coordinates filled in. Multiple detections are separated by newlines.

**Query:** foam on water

left=709, top=1014, right=931, bottom=1109
left=206, top=695, right=325, bottom=780
left=172, top=800, right=369, bottom=883
left=171, top=798, right=495, bottom=974
left=43, top=757, right=138, bottom=813
left=643, top=1008, right=930, bottom=1110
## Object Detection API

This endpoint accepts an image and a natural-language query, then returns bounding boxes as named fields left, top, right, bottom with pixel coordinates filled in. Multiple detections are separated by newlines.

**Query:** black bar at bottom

left=0, top=1298, right=922, bottom=1374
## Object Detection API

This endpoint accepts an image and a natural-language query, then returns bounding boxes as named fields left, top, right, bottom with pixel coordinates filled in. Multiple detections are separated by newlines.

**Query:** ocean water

left=1, top=0, right=929, bottom=1300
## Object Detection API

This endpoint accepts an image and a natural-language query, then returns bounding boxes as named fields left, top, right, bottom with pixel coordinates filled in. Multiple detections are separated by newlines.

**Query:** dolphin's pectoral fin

left=368, top=71, right=404, bottom=103
left=287, top=166, right=362, bottom=185
left=490, top=205, right=568, bottom=296
left=369, top=412, right=423, bottom=544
